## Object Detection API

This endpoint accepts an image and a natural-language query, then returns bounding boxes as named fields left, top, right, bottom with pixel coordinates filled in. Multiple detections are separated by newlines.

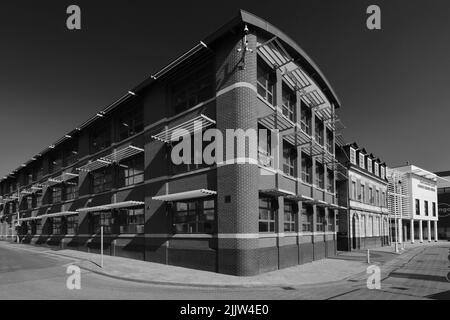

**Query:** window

left=424, top=200, right=429, bottom=216
left=328, top=211, right=335, bottom=232
left=34, top=192, right=43, bottom=208
left=91, top=168, right=112, bottom=193
left=380, top=166, right=385, bottom=180
left=51, top=186, right=62, bottom=204
left=171, top=133, right=210, bottom=174
left=381, top=191, right=386, bottom=207
left=374, top=162, right=379, bottom=176
left=415, top=199, right=420, bottom=215
left=315, top=117, right=324, bottom=145
left=64, top=179, right=78, bottom=201
left=432, top=202, right=436, bottom=217
left=52, top=217, right=63, bottom=235
left=326, top=129, right=333, bottom=154
left=369, top=187, right=373, bottom=204
left=282, top=141, right=296, bottom=177
left=33, top=220, right=43, bottom=235
left=351, top=181, right=357, bottom=200
left=118, top=107, right=144, bottom=141
left=119, top=155, right=144, bottom=187
left=281, top=84, right=295, bottom=121
left=90, top=211, right=114, bottom=234
left=376, top=190, right=380, bottom=205
left=259, top=197, right=276, bottom=233
left=27, top=196, right=33, bottom=210
left=284, top=201, right=296, bottom=232
left=359, top=153, right=365, bottom=169
left=367, top=158, right=372, bottom=173
left=172, top=64, right=214, bottom=113
left=301, top=152, right=312, bottom=184
left=301, top=203, right=313, bottom=232
left=257, top=59, right=275, bottom=105
left=361, top=184, right=365, bottom=202
left=173, top=198, right=215, bottom=234
left=315, top=162, right=324, bottom=189
left=63, top=142, right=79, bottom=167
left=117, top=208, right=145, bottom=234
left=316, top=207, right=325, bottom=232
left=258, top=124, right=273, bottom=167
left=66, top=216, right=78, bottom=234
left=300, top=103, right=312, bottom=134
left=349, top=148, right=356, bottom=164
left=91, top=124, right=111, bottom=153
left=326, top=169, right=334, bottom=193
left=49, top=154, right=62, bottom=174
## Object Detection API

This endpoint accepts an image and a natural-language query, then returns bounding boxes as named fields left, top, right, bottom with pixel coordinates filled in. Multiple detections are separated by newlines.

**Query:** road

left=0, top=242, right=449, bottom=300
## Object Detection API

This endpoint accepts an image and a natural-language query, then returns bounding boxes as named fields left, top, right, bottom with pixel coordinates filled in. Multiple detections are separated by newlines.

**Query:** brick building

left=0, top=10, right=343, bottom=275
left=335, top=143, right=390, bottom=251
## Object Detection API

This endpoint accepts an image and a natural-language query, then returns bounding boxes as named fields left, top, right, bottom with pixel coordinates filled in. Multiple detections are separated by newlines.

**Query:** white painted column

left=419, top=220, right=423, bottom=243
left=398, top=218, right=403, bottom=244
left=427, top=220, right=432, bottom=242
left=410, top=219, right=415, bottom=244
left=404, top=224, right=408, bottom=243
left=434, top=220, right=438, bottom=242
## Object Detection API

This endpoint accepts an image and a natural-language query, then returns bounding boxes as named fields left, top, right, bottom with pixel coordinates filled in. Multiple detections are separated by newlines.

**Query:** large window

left=51, top=186, right=62, bottom=204
left=90, top=211, right=113, bottom=234
left=328, top=211, right=335, bottom=232
left=63, top=142, right=79, bottom=167
left=314, top=118, right=324, bottom=145
left=118, top=107, right=144, bottom=141
left=316, top=207, right=326, bottom=232
left=300, top=103, right=312, bottom=135
left=326, top=129, right=333, bottom=154
left=259, top=197, right=276, bottom=233
left=119, top=155, right=144, bottom=187
left=281, top=84, right=295, bottom=121
left=66, top=216, right=78, bottom=234
left=172, top=198, right=215, bottom=234
left=91, top=124, right=111, bottom=153
left=171, top=133, right=209, bottom=174
left=91, top=168, right=112, bottom=193
left=284, top=201, right=296, bottom=232
left=301, top=203, right=313, bottom=232
left=258, top=124, right=273, bottom=168
left=64, top=179, right=78, bottom=201
left=301, top=152, right=312, bottom=184
left=424, top=200, right=429, bottom=216
left=117, top=208, right=145, bottom=234
left=257, top=59, right=275, bottom=105
left=415, top=199, right=420, bottom=215
left=315, top=162, right=324, bottom=189
left=326, top=169, right=334, bottom=193
left=282, top=141, right=296, bottom=177
left=52, top=217, right=63, bottom=235
left=172, top=64, right=214, bottom=114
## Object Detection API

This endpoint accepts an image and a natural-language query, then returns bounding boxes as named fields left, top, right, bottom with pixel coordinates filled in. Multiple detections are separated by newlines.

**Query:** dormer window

left=350, top=148, right=356, bottom=165
left=374, top=162, right=379, bottom=176
left=367, top=158, right=372, bottom=173
left=380, top=166, right=385, bottom=179
left=359, top=153, right=365, bottom=169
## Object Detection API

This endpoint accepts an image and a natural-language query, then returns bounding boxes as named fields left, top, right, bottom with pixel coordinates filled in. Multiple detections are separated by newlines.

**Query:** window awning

left=20, top=189, right=34, bottom=195
left=47, top=172, right=79, bottom=186
left=151, top=115, right=216, bottom=143
left=76, top=159, right=112, bottom=173
left=76, top=201, right=145, bottom=213
left=257, top=37, right=333, bottom=121
left=44, top=211, right=78, bottom=219
left=258, top=108, right=295, bottom=132
left=286, top=194, right=313, bottom=202
left=101, top=145, right=144, bottom=163
left=260, top=188, right=295, bottom=197
left=152, top=189, right=216, bottom=201
left=283, top=125, right=312, bottom=146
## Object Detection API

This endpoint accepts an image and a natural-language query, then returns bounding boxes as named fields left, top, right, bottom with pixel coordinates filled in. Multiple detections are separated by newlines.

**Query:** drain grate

left=391, top=286, right=409, bottom=291
left=281, top=286, right=296, bottom=291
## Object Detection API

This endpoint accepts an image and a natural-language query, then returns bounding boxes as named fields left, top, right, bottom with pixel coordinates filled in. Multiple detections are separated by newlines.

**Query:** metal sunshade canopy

left=152, top=189, right=217, bottom=201
left=258, top=108, right=295, bottom=132
left=151, top=115, right=216, bottom=143
left=76, top=201, right=145, bottom=213
left=76, top=145, right=144, bottom=172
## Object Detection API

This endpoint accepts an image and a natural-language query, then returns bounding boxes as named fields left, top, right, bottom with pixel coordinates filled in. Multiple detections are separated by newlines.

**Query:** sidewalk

left=0, top=240, right=442, bottom=288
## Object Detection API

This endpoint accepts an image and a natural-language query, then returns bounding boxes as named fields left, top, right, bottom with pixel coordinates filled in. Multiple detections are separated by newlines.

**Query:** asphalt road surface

left=0, top=242, right=449, bottom=300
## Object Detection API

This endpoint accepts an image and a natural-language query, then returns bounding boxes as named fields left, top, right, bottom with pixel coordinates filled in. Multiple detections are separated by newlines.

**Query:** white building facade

left=387, top=165, right=438, bottom=244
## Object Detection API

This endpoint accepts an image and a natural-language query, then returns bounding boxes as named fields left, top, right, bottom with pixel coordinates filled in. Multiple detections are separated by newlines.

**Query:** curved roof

left=204, top=10, right=341, bottom=108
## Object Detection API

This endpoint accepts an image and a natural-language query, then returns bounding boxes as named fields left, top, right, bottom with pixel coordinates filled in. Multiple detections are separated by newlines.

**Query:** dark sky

left=1, top=0, right=449, bottom=178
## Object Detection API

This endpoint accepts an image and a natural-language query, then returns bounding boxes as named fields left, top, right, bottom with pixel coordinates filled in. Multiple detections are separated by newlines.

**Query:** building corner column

left=434, top=220, right=438, bottom=242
